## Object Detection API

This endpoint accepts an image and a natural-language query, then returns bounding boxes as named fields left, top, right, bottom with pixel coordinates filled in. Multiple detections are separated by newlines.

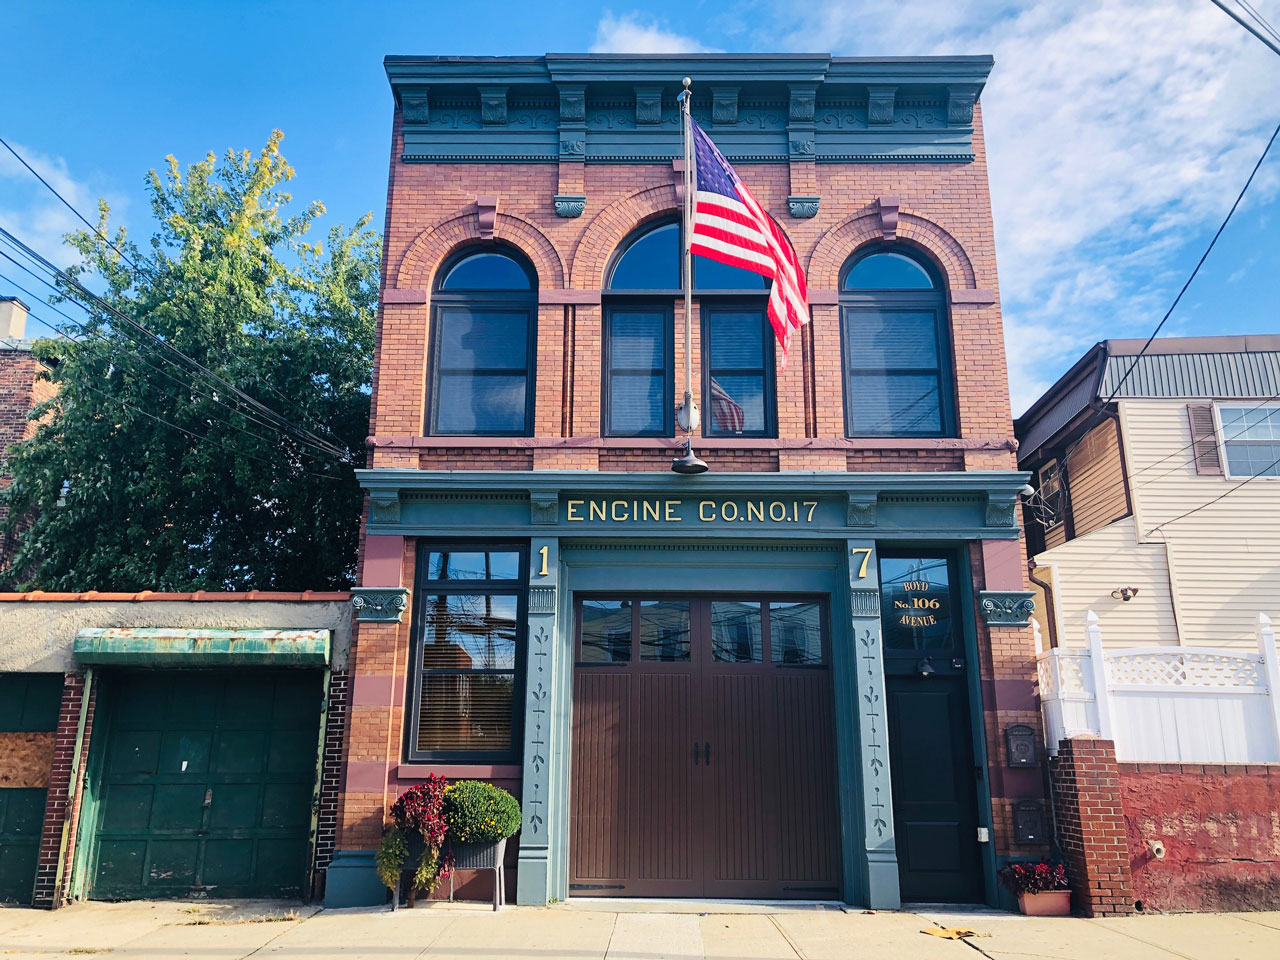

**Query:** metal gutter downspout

left=1026, top=560, right=1058, bottom=649
left=52, top=666, right=93, bottom=906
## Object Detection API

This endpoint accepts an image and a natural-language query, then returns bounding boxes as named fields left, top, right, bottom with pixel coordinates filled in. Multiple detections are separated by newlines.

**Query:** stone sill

left=369, top=436, right=1016, bottom=452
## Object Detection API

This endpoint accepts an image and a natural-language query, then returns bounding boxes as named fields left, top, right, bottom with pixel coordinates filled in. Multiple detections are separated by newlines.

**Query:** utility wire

left=0, top=251, right=345, bottom=455
left=0, top=269, right=348, bottom=472
left=0, top=135, right=353, bottom=449
left=1036, top=115, right=1280, bottom=524
left=0, top=250, right=349, bottom=465
left=1211, top=0, right=1280, bottom=56
left=0, top=226, right=353, bottom=462
left=1148, top=448, right=1280, bottom=533
left=0, top=308, right=346, bottom=485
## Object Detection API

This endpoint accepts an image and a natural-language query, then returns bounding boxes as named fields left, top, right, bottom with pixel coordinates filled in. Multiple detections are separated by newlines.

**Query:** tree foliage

left=0, top=132, right=379, bottom=591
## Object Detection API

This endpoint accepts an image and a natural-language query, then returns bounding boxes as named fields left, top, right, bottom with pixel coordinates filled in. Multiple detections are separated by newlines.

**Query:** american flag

left=689, top=119, right=809, bottom=364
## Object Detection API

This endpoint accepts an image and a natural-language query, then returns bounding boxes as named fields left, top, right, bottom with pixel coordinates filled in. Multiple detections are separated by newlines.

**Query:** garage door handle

left=202, top=789, right=213, bottom=809
left=704, top=742, right=711, bottom=766
left=693, top=743, right=700, bottom=766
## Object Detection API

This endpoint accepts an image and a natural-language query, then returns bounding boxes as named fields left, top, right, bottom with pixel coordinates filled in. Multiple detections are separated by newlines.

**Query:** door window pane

left=879, top=557, right=954, bottom=652
left=419, top=595, right=518, bottom=670
left=426, top=551, right=520, bottom=581
left=639, top=600, right=690, bottom=662
left=770, top=602, right=823, bottom=664
left=416, top=673, right=515, bottom=753
left=581, top=600, right=632, bottom=663
left=711, top=601, right=762, bottom=662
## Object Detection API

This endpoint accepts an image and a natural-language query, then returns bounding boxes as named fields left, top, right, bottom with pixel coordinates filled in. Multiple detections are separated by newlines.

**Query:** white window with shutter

left=1212, top=402, right=1280, bottom=478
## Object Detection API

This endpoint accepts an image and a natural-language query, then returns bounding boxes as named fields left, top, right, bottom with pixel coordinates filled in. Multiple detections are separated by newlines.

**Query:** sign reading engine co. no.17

left=565, top=498, right=820, bottom=524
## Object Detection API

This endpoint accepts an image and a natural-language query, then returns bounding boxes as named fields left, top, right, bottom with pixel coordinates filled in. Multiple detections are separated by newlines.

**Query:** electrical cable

left=0, top=260, right=348, bottom=463
left=0, top=135, right=354, bottom=449
left=0, top=226, right=353, bottom=462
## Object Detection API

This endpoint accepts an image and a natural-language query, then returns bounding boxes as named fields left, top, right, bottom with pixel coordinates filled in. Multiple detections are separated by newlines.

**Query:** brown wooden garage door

left=570, top=597, right=841, bottom=899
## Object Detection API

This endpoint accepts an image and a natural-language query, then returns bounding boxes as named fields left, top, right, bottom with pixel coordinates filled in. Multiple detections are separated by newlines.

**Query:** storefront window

left=408, top=544, right=526, bottom=761
left=878, top=555, right=955, bottom=652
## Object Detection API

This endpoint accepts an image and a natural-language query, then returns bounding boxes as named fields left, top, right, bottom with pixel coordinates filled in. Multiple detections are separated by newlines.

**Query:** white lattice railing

left=1037, top=612, right=1280, bottom=763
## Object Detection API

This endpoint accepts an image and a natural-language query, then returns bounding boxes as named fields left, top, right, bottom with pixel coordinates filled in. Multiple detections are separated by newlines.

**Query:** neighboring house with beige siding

left=1016, top=335, right=1280, bottom=651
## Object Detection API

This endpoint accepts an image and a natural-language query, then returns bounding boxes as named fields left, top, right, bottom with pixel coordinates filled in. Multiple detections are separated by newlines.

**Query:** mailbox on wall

left=1005, top=724, right=1039, bottom=767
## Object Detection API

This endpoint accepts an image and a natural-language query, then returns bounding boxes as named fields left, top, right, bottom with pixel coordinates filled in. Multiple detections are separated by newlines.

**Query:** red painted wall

left=1119, top=763, right=1280, bottom=913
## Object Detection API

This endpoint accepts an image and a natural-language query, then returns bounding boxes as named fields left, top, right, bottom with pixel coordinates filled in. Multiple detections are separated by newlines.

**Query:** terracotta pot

left=1018, top=890, right=1071, bottom=916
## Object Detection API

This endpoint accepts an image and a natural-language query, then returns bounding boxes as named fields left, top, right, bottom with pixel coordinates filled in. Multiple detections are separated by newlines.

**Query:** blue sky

left=3, top=0, right=1279, bottom=413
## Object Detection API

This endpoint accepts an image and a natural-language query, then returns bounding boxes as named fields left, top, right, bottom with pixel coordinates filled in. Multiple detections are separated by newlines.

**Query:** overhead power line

left=0, top=135, right=353, bottom=451
left=0, top=305, right=346, bottom=485
left=1211, top=0, right=1280, bottom=57
left=0, top=226, right=353, bottom=462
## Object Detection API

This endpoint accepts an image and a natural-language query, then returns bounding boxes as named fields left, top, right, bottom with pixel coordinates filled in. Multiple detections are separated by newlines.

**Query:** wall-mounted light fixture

left=1110, top=587, right=1140, bottom=602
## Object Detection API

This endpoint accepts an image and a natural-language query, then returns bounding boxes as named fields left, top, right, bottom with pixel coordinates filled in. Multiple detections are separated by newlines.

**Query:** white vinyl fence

left=1037, top=612, right=1280, bottom=763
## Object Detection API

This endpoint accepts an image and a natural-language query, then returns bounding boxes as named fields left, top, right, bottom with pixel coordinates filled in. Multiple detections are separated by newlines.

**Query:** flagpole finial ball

left=682, top=77, right=691, bottom=88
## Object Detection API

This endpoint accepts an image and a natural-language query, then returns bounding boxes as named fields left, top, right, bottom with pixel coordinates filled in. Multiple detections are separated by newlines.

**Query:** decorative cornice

left=847, top=492, right=877, bottom=527
left=351, top=587, right=411, bottom=623
left=788, top=196, right=820, bottom=219
left=978, top=591, right=1036, bottom=626
left=553, top=195, right=586, bottom=218
left=389, top=54, right=992, bottom=166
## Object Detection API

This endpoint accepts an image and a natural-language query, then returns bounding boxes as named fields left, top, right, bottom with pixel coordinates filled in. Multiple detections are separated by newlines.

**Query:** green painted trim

left=957, top=548, right=1002, bottom=908
left=978, top=590, right=1036, bottom=626
left=350, top=587, right=410, bottom=623
left=72, top=629, right=330, bottom=666
left=516, top=536, right=559, bottom=905
left=357, top=469, right=1030, bottom=542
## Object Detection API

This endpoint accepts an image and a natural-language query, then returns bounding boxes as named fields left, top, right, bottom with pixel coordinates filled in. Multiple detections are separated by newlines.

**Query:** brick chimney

left=0, top=297, right=29, bottom=341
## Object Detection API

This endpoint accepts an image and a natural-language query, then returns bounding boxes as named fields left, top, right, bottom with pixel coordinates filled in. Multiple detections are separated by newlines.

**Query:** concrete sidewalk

left=0, top=899, right=1278, bottom=960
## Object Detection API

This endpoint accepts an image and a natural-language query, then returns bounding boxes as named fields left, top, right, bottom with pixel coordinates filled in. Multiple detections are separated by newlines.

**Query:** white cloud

left=0, top=142, right=128, bottom=337
left=591, top=11, right=719, bottom=53
left=764, top=0, right=1280, bottom=413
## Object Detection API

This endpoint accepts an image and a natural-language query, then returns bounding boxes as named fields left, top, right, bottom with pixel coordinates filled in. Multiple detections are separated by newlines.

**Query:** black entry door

left=879, top=554, right=984, bottom=903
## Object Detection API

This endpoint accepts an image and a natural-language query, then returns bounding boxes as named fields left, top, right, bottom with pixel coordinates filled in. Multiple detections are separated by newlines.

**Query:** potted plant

left=442, top=780, right=522, bottom=909
left=998, top=860, right=1071, bottom=916
left=376, top=773, right=452, bottom=907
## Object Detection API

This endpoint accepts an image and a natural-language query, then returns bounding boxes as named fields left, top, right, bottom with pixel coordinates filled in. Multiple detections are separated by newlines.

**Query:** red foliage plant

left=997, top=860, right=1069, bottom=895
left=390, top=773, right=450, bottom=848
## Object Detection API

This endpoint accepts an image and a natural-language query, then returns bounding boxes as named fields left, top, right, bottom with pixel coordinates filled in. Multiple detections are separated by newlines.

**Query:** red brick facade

left=1048, top=737, right=1136, bottom=916
left=340, top=57, right=1045, bottom=905
left=1119, top=761, right=1280, bottom=912
left=32, top=672, right=95, bottom=908
left=0, top=345, right=52, bottom=582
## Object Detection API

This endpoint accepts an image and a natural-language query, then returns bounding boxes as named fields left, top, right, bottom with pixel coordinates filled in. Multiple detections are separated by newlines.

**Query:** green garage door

left=0, top=673, right=63, bottom=904
left=90, top=670, right=322, bottom=900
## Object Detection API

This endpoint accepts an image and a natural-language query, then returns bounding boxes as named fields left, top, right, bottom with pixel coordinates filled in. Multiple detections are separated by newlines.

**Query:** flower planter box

left=449, top=836, right=507, bottom=910
left=1018, top=890, right=1071, bottom=916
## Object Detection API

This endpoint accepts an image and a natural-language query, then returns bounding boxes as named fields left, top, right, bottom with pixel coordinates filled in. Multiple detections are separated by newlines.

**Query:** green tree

left=0, top=132, right=379, bottom=591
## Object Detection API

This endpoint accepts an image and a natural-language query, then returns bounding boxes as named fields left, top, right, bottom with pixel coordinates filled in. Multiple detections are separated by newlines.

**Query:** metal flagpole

left=672, top=78, right=706, bottom=473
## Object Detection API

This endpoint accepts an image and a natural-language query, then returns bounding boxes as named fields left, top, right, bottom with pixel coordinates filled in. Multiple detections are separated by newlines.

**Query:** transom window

left=603, top=220, right=774, bottom=437
left=407, top=544, right=527, bottom=762
left=428, top=248, right=536, bottom=436
left=1218, top=404, right=1280, bottom=478
left=840, top=248, right=955, bottom=438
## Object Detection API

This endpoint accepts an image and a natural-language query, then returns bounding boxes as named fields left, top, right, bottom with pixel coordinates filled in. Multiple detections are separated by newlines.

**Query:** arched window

left=603, top=220, right=773, bottom=437
left=840, top=248, right=954, bottom=437
left=428, top=247, right=536, bottom=436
